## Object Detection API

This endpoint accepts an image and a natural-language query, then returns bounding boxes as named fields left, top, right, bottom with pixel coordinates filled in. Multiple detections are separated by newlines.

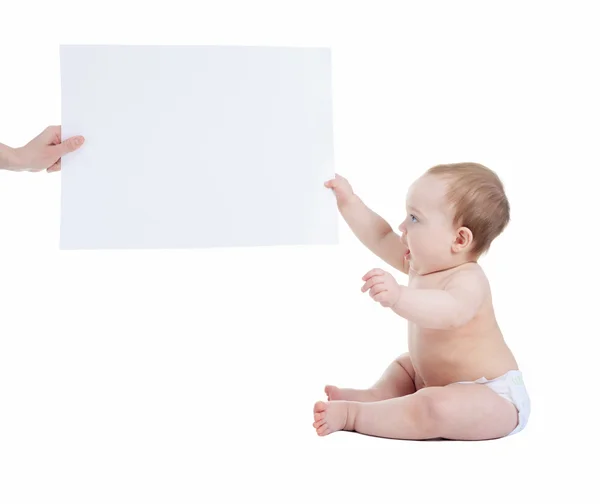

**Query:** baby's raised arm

left=325, top=174, right=409, bottom=274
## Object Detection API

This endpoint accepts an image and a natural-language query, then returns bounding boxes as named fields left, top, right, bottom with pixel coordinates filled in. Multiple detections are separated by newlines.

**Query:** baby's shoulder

left=445, top=262, right=490, bottom=291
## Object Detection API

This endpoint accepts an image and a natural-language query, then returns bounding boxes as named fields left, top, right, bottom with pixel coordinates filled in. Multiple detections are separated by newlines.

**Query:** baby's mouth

left=404, top=248, right=411, bottom=259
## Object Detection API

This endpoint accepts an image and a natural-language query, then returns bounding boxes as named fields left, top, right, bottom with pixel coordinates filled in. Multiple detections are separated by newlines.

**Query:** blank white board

left=59, top=45, right=337, bottom=249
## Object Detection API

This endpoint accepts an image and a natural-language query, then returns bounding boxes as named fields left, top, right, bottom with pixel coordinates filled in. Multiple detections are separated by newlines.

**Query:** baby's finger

left=361, top=276, right=385, bottom=293
left=362, top=268, right=384, bottom=281
left=369, top=284, right=387, bottom=297
left=324, top=179, right=337, bottom=188
left=373, top=292, right=389, bottom=304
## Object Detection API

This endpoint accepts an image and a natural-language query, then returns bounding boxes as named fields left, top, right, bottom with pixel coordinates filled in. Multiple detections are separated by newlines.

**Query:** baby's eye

left=410, top=214, right=418, bottom=223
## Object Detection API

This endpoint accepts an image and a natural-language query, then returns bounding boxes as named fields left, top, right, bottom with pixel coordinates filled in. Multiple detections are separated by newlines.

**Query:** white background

left=0, top=1, right=598, bottom=503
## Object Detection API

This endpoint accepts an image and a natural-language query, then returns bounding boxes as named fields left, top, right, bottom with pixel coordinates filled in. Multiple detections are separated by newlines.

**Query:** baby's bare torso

left=407, top=263, right=518, bottom=388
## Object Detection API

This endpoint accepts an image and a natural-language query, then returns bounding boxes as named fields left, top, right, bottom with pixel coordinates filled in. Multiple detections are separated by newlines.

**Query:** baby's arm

left=391, top=269, right=487, bottom=329
left=326, top=175, right=409, bottom=274
left=343, top=196, right=408, bottom=274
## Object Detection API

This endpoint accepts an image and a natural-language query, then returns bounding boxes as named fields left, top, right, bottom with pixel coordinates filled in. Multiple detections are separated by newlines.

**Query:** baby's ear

left=452, top=226, right=474, bottom=253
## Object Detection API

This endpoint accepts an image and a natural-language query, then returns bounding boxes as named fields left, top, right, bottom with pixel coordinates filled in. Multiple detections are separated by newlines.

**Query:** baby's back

left=407, top=263, right=518, bottom=388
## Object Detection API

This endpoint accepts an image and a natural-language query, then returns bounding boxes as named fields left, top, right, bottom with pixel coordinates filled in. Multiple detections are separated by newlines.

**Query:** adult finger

left=47, top=160, right=61, bottom=173
left=39, top=125, right=62, bottom=144
left=52, top=135, right=85, bottom=157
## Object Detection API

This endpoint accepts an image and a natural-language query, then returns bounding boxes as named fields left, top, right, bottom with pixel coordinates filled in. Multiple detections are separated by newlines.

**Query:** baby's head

left=398, top=162, right=510, bottom=275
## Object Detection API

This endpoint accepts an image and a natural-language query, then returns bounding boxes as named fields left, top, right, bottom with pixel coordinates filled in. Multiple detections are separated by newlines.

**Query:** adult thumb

left=55, top=135, right=85, bottom=156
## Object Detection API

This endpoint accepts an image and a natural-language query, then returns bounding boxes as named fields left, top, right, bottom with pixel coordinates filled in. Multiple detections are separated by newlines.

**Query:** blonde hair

left=425, top=162, right=510, bottom=257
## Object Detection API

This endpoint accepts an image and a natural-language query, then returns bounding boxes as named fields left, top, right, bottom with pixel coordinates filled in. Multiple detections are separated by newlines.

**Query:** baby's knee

left=394, top=352, right=415, bottom=376
left=394, top=352, right=411, bottom=364
left=411, top=389, right=450, bottom=430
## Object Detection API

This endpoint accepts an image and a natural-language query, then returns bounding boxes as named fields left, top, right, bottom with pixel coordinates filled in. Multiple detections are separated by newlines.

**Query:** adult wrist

left=0, top=145, right=23, bottom=171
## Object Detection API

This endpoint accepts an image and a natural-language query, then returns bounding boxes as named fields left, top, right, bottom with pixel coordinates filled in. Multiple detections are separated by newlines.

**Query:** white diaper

left=456, top=370, right=530, bottom=436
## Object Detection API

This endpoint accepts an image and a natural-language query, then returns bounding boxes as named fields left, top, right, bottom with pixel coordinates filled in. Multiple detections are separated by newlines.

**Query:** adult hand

left=11, top=125, right=85, bottom=173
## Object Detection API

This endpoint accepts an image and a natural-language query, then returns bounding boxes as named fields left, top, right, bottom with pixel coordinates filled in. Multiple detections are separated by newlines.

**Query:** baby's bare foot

left=313, top=400, right=356, bottom=436
left=324, top=385, right=384, bottom=402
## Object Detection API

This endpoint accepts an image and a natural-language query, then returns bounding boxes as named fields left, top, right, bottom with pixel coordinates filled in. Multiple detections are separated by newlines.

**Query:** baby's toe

left=313, top=418, right=327, bottom=429
left=313, top=401, right=328, bottom=421
left=324, top=385, right=335, bottom=399
left=314, top=400, right=327, bottom=414
left=314, top=411, right=326, bottom=422
left=317, top=423, right=330, bottom=436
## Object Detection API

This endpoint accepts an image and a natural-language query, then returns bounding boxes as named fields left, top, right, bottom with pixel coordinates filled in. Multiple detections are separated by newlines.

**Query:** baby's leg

left=314, top=382, right=518, bottom=440
left=325, top=352, right=416, bottom=402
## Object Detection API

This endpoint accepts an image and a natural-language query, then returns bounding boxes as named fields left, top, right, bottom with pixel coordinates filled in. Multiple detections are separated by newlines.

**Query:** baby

left=313, top=162, right=530, bottom=440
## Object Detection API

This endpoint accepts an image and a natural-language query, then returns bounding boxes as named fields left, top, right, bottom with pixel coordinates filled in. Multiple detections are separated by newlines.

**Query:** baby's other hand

left=361, top=268, right=402, bottom=309
left=324, top=173, right=355, bottom=206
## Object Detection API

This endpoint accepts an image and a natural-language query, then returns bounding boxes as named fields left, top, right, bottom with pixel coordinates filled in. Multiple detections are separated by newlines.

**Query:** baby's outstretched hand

left=324, top=173, right=355, bottom=206
left=361, top=268, right=402, bottom=309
